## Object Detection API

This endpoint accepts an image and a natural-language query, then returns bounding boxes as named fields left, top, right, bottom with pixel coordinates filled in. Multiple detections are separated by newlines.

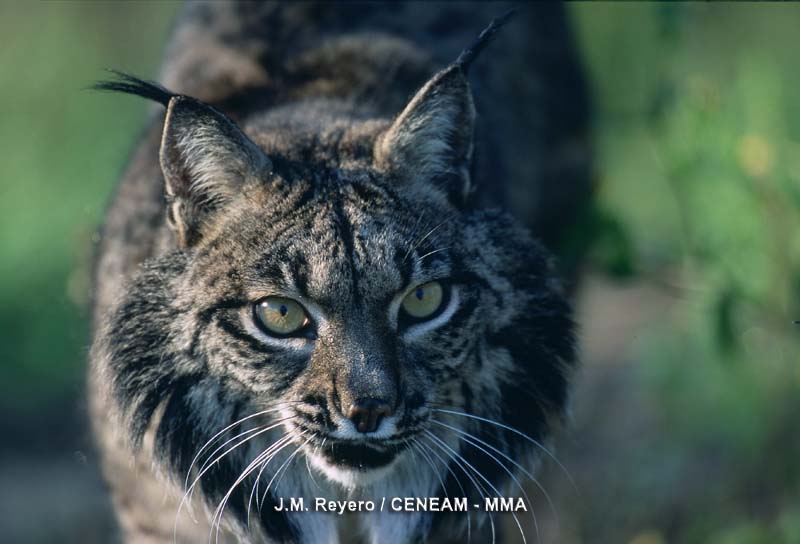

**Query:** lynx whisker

left=245, top=433, right=296, bottom=527
left=184, top=406, right=279, bottom=490
left=179, top=425, right=265, bottom=528
left=427, top=429, right=529, bottom=544
left=408, top=439, right=447, bottom=500
left=431, top=419, right=541, bottom=543
left=258, top=436, right=312, bottom=511
left=423, top=432, right=496, bottom=544
left=184, top=401, right=303, bottom=491
left=404, top=213, right=425, bottom=249
left=401, top=212, right=428, bottom=262
left=417, top=438, right=473, bottom=543
left=316, top=436, right=327, bottom=459
left=175, top=416, right=295, bottom=539
left=303, top=432, right=322, bottom=492
left=212, top=432, right=296, bottom=543
left=430, top=407, right=577, bottom=492
left=415, top=247, right=451, bottom=265
left=431, top=418, right=559, bottom=528
left=188, top=415, right=296, bottom=505
left=409, top=438, right=475, bottom=543
left=403, top=218, right=450, bottom=263
left=194, top=419, right=285, bottom=492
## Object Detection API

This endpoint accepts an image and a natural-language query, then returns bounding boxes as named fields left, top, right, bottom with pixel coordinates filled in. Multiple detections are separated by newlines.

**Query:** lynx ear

left=374, top=12, right=515, bottom=205
left=93, top=72, right=271, bottom=246
left=374, top=65, right=475, bottom=204
left=159, top=96, right=271, bottom=246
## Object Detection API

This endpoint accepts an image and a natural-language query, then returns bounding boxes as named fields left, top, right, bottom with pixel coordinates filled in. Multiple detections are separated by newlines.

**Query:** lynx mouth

left=321, top=440, right=401, bottom=470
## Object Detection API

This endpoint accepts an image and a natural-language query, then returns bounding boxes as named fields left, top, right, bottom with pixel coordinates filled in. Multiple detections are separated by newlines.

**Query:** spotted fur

left=89, top=3, right=588, bottom=543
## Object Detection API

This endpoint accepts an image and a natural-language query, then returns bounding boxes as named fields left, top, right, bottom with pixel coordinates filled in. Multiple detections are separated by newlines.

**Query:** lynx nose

left=347, top=398, right=392, bottom=434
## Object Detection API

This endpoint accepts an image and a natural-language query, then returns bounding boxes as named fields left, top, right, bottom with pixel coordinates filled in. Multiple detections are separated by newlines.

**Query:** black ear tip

left=455, top=10, right=519, bottom=71
left=91, top=69, right=176, bottom=107
left=496, top=9, right=519, bottom=26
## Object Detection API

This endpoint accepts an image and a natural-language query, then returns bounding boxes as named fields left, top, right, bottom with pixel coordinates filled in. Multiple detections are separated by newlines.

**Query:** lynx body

left=89, top=3, right=589, bottom=542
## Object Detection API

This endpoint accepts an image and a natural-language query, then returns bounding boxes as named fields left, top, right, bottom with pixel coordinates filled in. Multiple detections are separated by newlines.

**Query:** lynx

left=89, top=3, right=590, bottom=542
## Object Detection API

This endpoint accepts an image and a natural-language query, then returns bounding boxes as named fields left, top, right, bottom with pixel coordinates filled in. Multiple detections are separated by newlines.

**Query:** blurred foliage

left=0, top=1, right=179, bottom=406
left=570, top=3, right=800, bottom=543
left=0, top=2, right=797, bottom=543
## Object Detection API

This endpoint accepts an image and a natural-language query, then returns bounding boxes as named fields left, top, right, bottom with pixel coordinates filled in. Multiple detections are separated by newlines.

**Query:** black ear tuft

left=455, top=10, right=517, bottom=72
left=93, top=69, right=270, bottom=247
left=91, top=70, right=176, bottom=107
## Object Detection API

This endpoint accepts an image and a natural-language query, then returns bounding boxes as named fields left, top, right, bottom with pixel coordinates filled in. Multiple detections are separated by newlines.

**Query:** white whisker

left=431, top=418, right=559, bottom=529
left=212, top=432, right=295, bottom=544
left=417, top=438, right=472, bottom=543
left=431, top=407, right=578, bottom=492
left=302, top=432, right=322, bottom=492
left=245, top=434, right=296, bottom=528
left=415, top=246, right=451, bottom=265
left=258, top=436, right=312, bottom=510
left=423, top=432, right=495, bottom=544
left=183, top=402, right=298, bottom=491
left=431, top=419, right=541, bottom=543
left=427, top=429, right=528, bottom=544
left=175, top=416, right=295, bottom=540
left=404, top=218, right=450, bottom=262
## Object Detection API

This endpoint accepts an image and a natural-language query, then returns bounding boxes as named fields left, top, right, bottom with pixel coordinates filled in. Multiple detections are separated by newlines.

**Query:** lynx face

left=93, top=31, right=575, bottom=540
left=183, top=179, right=472, bottom=482
left=168, top=165, right=520, bottom=488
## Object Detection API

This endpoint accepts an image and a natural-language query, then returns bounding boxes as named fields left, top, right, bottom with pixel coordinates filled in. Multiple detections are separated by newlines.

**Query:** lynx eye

left=401, top=281, right=444, bottom=320
left=253, top=297, right=310, bottom=336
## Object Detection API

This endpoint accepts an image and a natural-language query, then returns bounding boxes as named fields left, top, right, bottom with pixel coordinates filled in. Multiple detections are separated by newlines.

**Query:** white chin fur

left=306, top=448, right=398, bottom=490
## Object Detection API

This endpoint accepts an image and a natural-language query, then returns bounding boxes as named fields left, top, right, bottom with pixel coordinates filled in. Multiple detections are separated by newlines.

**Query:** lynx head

left=92, top=13, right=575, bottom=535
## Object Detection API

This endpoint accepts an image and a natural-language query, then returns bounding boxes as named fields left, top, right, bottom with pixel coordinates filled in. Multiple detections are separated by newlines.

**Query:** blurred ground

left=1, top=2, right=799, bottom=543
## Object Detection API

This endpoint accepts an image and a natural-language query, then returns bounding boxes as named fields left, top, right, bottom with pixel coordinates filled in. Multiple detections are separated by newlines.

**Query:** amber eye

left=401, top=281, right=444, bottom=320
left=253, top=297, right=310, bottom=336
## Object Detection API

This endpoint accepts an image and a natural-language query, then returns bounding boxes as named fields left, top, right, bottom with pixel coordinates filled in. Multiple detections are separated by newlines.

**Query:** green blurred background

left=1, top=2, right=798, bottom=543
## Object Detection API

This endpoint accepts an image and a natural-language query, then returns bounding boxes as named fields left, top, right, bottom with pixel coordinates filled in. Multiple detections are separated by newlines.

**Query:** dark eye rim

left=251, top=297, right=316, bottom=339
left=398, top=280, right=451, bottom=329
